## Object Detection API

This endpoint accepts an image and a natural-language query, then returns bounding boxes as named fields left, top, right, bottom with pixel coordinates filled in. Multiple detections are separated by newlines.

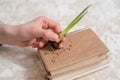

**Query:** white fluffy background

left=0, top=0, right=120, bottom=80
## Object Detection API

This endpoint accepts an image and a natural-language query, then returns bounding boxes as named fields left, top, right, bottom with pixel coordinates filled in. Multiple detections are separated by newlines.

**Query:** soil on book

left=43, top=38, right=72, bottom=64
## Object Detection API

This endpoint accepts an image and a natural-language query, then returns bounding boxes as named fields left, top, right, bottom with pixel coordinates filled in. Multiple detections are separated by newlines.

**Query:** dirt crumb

left=51, top=60, right=55, bottom=63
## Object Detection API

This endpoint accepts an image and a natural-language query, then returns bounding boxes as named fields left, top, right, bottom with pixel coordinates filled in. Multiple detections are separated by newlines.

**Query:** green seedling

left=49, top=5, right=91, bottom=49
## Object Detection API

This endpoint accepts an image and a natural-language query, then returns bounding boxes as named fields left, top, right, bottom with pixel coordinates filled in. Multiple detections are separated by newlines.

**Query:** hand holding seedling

left=0, top=5, right=90, bottom=48
left=49, top=5, right=91, bottom=49
left=0, top=17, right=63, bottom=48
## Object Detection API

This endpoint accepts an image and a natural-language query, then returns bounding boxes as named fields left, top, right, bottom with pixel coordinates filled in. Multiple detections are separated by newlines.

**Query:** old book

left=48, top=57, right=109, bottom=80
left=38, top=28, right=109, bottom=80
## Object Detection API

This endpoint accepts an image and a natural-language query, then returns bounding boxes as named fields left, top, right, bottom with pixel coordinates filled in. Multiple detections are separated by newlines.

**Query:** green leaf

left=61, top=5, right=91, bottom=35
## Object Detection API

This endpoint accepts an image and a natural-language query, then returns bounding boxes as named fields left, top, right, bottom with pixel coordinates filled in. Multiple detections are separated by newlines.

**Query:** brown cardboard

left=38, top=28, right=109, bottom=79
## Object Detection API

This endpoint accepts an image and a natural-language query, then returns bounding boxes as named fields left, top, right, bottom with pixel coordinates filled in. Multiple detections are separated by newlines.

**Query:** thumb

left=40, top=29, right=59, bottom=42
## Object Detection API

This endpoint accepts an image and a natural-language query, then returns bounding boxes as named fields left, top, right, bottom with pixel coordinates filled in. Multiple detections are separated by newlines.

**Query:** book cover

left=38, top=28, right=109, bottom=75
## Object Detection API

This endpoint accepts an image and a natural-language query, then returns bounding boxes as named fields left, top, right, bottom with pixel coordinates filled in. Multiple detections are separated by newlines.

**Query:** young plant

left=49, top=5, right=91, bottom=49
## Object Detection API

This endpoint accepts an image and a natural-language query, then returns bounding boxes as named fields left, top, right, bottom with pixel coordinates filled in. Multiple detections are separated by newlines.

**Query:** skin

left=0, top=16, right=64, bottom=48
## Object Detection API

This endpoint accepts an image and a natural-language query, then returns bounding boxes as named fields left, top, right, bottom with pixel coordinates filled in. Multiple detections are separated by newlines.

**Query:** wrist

left=16, top=23, right=35, bottom=40
left=0, top=24, right=18, bottom=43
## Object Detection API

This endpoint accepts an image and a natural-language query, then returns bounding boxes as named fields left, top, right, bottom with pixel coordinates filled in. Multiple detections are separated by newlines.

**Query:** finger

left=29, top=39, right=38, bottom=48
left=41, top=29, right=59, bottom=42
left=41, top=16, right=62, bottom=33
left=31, top=38, right=47, bottom=48
left=58, top=43, right=63, bottom=49
left=58, top=38, right=65, bottom=48
left=29, top=39, right=36, bottom=45
left=30, top=37, right=41, bottom=48
left=31, top=42, right=39, bottom=48
left=38, top=39, right=47, bottom=48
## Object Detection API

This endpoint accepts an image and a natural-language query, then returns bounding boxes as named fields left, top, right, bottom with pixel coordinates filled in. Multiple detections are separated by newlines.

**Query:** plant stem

left=49, top=5, right=91, bottom=49
left=61, top=4, right=91, bottom=35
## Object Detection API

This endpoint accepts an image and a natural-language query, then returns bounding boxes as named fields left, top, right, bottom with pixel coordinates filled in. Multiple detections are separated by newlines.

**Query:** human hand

left=16, top=16, right=63, bottom=48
